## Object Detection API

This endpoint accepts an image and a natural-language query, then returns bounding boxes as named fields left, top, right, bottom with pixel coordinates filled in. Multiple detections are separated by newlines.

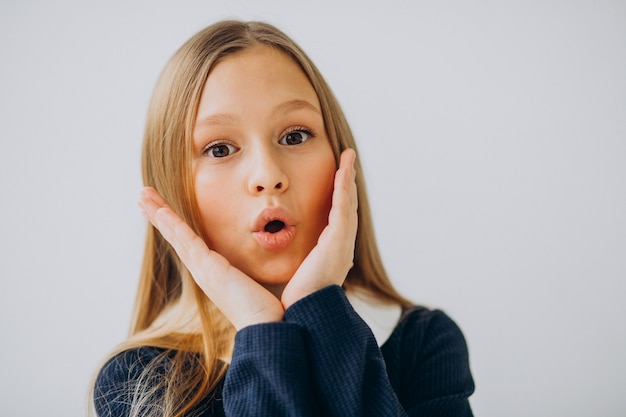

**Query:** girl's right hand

left=138, top=187, right=285, bottom=330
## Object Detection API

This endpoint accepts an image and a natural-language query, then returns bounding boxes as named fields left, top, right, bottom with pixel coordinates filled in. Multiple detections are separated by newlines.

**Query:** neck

left=262, top=282, right=287, bottom=300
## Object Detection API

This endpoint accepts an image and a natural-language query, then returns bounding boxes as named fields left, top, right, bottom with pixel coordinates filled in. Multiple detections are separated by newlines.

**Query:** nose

left=247, top=147, right=289, bottom=195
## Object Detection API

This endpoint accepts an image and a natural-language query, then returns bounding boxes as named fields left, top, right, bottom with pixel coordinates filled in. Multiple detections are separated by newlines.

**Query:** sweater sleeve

left=223, top=322, right=320, bottom=417
left=282, top=285, right=404, bottom=416
left=283, top=285, right=474, bottom=417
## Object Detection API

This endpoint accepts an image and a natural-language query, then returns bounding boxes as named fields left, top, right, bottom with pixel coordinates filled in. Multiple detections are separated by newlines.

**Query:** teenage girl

left=92, top=20, right=474, bottom=417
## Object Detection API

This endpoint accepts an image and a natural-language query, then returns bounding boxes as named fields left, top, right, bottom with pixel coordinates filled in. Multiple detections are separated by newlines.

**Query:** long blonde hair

left=94, top=20, right=411, bottom=417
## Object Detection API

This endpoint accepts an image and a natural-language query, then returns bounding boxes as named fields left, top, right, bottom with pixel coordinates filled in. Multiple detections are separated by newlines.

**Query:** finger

left=137, top=187, right=175, bottom=233
left=138, top=187, right=213, bottom=273
left=327, top=149, right=358, bottom=233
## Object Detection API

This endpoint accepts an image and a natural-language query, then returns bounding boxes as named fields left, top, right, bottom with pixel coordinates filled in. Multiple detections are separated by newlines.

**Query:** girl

left=92, top=20, right=474, bottom=417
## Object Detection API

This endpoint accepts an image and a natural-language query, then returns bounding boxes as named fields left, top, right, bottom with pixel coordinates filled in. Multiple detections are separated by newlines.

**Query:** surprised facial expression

left=192, top=45, right=336, bottom=288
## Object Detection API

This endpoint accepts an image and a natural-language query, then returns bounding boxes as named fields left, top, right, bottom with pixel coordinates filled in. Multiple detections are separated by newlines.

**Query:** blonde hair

left=93, top=20, right=411, bottom=417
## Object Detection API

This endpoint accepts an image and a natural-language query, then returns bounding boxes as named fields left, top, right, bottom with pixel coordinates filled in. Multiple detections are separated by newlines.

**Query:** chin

left=246, top=261, right=300, bottom=287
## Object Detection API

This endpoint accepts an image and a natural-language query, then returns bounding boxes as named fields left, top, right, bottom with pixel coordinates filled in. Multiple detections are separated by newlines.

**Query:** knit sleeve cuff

left=232, top=321, right=306, bottom=359
left=284, top=285, right=374, bottom=343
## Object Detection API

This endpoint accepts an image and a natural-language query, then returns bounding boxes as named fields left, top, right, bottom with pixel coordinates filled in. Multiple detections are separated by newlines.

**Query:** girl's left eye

left=278, top=129, right=314, bottom=146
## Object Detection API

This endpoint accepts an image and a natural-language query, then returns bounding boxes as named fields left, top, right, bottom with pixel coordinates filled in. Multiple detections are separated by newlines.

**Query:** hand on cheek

left=138, top=187, right=284, bottom=330
left=280, top=148, right=358, bottom=309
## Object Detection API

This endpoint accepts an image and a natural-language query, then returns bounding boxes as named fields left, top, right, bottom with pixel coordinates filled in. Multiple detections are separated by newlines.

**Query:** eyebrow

left=195, top=99, right=321, bottom=129
left=272, top=99, right=321, bottom=118
left=196, top=113, right=238, bottom=127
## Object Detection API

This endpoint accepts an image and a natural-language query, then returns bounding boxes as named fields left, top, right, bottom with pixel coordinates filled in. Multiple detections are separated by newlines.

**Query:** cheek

left=301, top=156, right=336, bottom=223
left=193, top=171, right=238, bottom=241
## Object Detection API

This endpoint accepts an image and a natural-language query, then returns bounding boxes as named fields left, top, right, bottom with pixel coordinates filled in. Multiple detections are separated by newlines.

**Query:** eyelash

left=279, top=126, right=315, bottom=145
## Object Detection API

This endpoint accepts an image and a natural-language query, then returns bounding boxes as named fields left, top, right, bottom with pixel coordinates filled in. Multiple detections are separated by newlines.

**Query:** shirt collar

left=346, top=287, right=402, bottom=347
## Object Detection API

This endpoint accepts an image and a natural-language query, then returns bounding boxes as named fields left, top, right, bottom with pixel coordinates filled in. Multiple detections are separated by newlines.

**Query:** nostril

left=255, top=183, right=283, bottom=192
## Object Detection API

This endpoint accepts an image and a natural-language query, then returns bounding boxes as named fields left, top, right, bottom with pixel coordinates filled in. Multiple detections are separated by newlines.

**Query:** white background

left=1, top=1, right=624, bottom=416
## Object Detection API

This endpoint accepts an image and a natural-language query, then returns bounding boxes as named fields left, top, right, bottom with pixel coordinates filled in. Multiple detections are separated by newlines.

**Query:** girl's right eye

left=203, top=142, right=238, bottom=158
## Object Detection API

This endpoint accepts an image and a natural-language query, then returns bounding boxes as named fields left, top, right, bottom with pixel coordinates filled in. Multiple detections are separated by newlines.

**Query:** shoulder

left=397, top=307, right=468, bottom=343
left=382, top=306, right=474, bottom=406
left=96, top=346, right=170, bottom=385
left=93, top=347, right=171, bottom=417
left=386, top=306, right=471, bottom=363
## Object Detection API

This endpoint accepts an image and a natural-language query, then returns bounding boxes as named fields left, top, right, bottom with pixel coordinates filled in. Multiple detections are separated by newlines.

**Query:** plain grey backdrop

left=1, top=1, right=624, bottom=416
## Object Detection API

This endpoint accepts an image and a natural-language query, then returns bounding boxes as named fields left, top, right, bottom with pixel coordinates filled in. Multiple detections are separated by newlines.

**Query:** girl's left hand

left=280, top=148, right=359, bottom=309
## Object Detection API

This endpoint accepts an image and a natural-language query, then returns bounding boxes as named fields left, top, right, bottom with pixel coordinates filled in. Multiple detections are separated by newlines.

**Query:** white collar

left=346, top=287, right=403, bottom=347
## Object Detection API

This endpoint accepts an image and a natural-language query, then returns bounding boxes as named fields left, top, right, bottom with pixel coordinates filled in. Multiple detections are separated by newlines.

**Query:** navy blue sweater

left=94, top=286, right=474, bottom=416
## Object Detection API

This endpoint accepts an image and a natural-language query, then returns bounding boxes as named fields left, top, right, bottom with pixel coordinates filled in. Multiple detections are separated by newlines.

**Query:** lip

left=252, top=207, right=297, bottom=251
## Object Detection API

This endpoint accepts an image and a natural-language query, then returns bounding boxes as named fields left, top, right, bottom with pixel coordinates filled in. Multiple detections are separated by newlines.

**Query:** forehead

left=197, top=45, right=321, bottom=118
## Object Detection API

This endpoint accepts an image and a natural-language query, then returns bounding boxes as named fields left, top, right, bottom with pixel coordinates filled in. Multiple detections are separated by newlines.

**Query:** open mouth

left=264, top=220, right=285, bottom=234
left=253, top=207, right=295, bottom=250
